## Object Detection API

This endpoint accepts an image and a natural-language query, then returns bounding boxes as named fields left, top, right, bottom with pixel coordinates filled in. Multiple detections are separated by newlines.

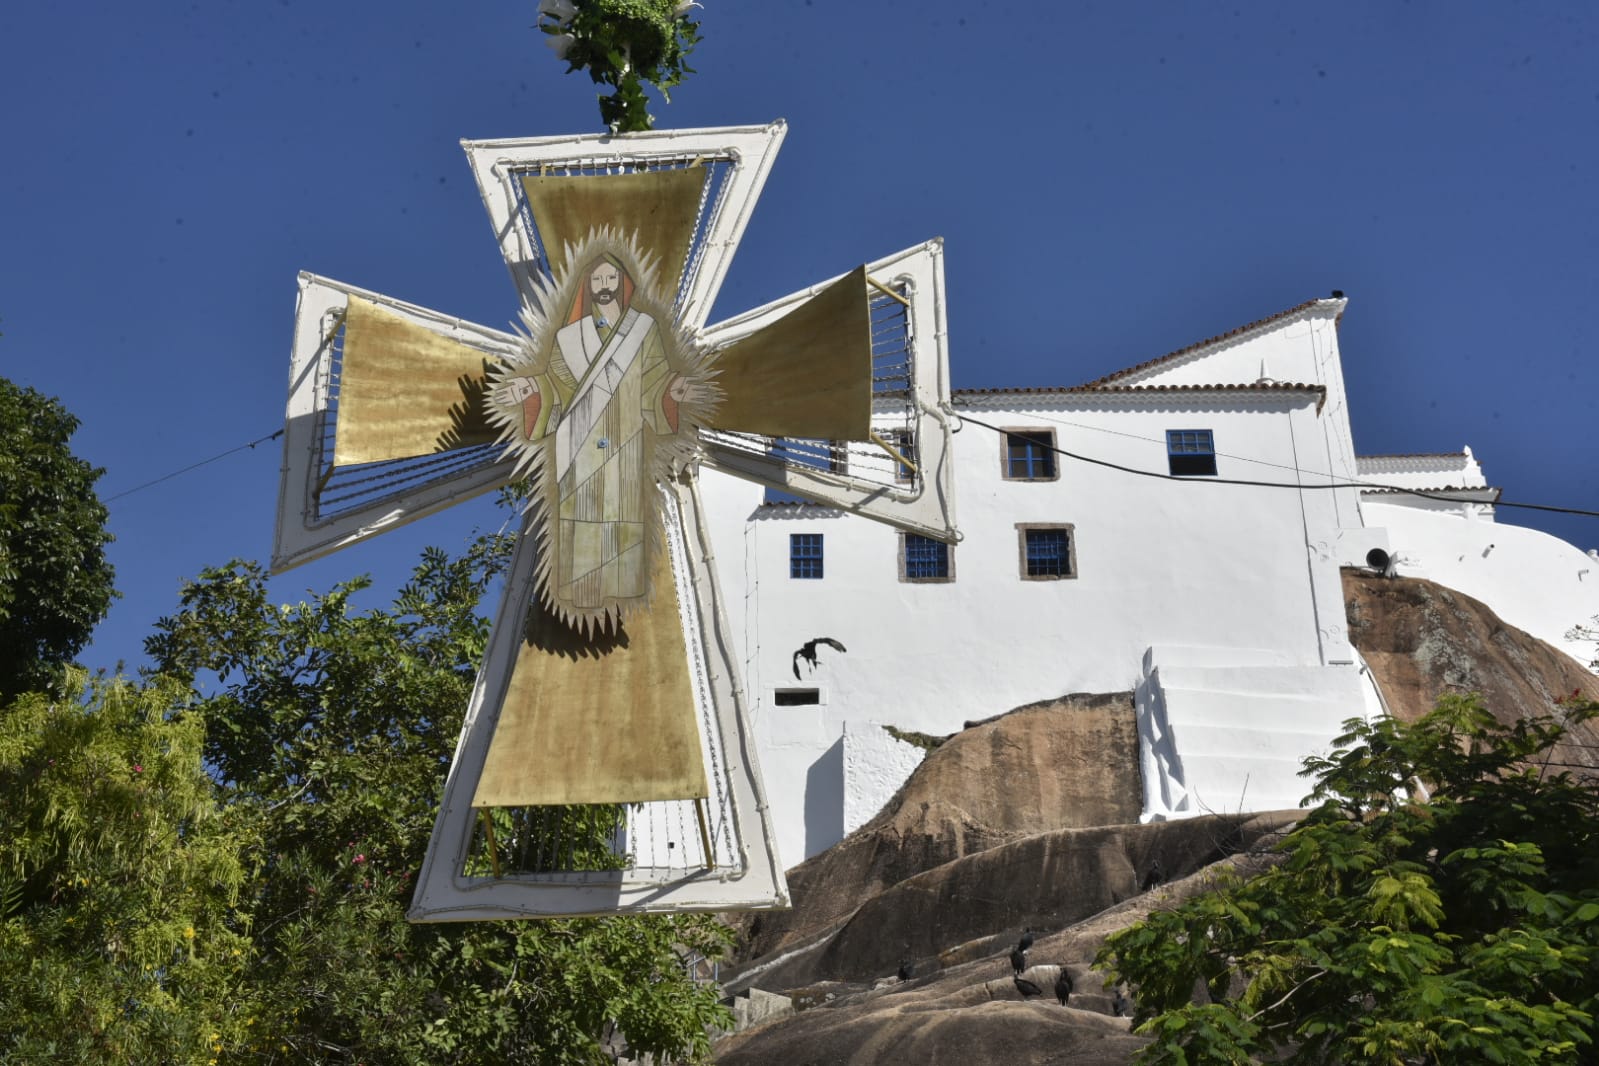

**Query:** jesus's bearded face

left=588, top=261, right=621, bottom=307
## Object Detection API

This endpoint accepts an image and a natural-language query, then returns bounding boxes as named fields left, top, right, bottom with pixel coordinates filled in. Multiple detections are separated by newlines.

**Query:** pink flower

left=132, top=764, right=143, bottom=773
left=353, top=854, right=366, bottom=865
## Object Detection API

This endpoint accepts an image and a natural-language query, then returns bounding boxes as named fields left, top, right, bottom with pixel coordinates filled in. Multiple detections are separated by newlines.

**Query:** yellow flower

left=184, top=926, right=196, bottom=940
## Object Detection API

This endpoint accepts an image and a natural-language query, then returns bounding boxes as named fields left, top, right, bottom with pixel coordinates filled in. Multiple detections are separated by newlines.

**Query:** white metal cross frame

left=272, top=121, right=957, bottom=919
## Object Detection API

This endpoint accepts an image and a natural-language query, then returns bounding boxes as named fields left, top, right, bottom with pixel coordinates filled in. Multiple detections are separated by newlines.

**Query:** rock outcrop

left=714, top=575, right=1598, bottom=1064
left=1344, top=570, right=1599, bottom=768
left=733, top=692, right=1142, bottom=970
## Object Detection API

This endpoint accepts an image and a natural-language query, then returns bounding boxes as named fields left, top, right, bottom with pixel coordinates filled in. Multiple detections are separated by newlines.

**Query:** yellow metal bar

left=693, top=799, right=715, bottom=872
left=478, top=809, right=504, bottom=880
left=866, top=275, right=910, bottom=308
left=869, top=430, right=919, bottom=476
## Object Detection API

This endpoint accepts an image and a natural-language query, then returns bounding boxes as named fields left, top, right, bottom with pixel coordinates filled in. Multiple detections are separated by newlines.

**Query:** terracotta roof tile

left=1356, top=452, right=1468, bottom=461
left=946, top=383, right=1323, bottom=409
left=1360, top=484, right=1502, bottom=499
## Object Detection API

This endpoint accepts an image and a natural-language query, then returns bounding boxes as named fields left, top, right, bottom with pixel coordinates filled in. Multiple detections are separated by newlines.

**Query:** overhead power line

left=104, top=429, right=284, bottom=504
left=100, top=415, right=1599, bottom=523
left=955, top=412, right=1599, bottom=520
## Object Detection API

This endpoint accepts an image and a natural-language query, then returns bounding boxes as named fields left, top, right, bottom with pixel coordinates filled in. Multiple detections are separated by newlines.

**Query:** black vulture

left=1141, top=858, right=1165, bottom=893
left=792, top=636, right=847, bottom=680
left=897, top=958, right=913, bottom=982
left=1014, top=975, right=1045, bottom=999
left=1112, top=987, right=1130, bottom=1018
left=1017, top=927, right=1036, bottom=952
left=1009, top=946, right=1027, bottom=975
left=1054, top=967, right=1074, bottom=1006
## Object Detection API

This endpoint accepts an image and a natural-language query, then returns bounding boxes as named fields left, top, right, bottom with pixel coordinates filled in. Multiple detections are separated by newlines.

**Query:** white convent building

left=699, top=295, right=1599, bottom=870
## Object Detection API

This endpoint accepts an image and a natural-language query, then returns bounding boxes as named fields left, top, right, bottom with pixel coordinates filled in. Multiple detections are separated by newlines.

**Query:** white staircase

left=1136, top=647, right=1370, bottom=820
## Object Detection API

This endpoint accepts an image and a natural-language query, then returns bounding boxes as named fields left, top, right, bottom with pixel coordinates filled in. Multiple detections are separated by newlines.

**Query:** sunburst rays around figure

left=486, top=227, right=720, bottom=635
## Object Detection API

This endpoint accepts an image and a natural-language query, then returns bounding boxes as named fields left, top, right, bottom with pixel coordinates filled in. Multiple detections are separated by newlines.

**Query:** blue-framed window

left=790, top=533, right=824, bottom=579
left=1019, top=525, right=1075, bottom=579
left=889, top=429, right=918, bottom=483
left=1167, top=429, right=1218, bottom=476
left=901, top=533, right=951, bottom=582
left=1004, top=430, right=1057, bottom=480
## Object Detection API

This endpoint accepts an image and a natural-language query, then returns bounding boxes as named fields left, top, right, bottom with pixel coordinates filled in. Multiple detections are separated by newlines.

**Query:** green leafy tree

left=1098, top=693, right=1599, bottom=1065
left=147, top=536, right=734, bottom=1064
left=0, top=376, right=118, bottom=701
left=0, top=671, right=254, bottom=1063
left=537, top=0, right=702, bottom=132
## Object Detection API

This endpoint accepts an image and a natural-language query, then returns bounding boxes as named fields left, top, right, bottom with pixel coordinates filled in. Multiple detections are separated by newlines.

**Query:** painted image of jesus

left=493, top=247, right=693, bottom=626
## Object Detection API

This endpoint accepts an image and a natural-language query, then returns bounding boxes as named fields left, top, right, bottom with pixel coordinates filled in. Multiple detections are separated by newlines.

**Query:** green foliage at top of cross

left=537, top=0, right=702, bottom=132
left=1097, top=692, right=1599, bottom=1065
left=0, top=375, right=118, bottom=702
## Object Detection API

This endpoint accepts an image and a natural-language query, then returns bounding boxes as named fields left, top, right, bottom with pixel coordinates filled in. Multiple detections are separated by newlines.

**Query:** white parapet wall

left=1364, top=501, right=1599, bottom=670
left=842, top=722, right=929, bottom=838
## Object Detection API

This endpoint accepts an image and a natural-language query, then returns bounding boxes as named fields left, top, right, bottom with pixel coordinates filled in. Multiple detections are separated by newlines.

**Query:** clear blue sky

left=3, top=2, right=1596, bottom=674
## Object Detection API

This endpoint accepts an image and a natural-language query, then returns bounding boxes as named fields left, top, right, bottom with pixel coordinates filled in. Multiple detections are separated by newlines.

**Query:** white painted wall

left=694, top=298, right=1596, bottom=869
left=700, top=374, right=1366, bottom=866
left=842, top=723, right=927, bottom=837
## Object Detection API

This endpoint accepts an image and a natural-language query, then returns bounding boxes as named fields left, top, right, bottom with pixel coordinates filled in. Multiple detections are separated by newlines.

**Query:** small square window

left=1017, top=524, right=1076, bottom=580
left=790, top=533, right=824, bottom=579
left=1167, top=429, right=1218, bottom=477
left=900, top=532, right=953, bottom=583
left=1002, top=429, right=1058, bottom=481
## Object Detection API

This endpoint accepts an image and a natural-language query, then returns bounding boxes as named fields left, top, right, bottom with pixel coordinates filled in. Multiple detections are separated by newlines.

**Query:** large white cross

left=272, top=122, right=956, bottom=919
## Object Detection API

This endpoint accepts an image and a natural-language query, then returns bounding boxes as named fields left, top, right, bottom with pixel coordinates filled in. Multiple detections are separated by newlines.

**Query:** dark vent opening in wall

left=774, top=689, right=821, bottom=706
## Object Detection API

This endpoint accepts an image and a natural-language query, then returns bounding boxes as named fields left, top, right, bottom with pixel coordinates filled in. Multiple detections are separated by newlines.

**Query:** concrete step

left=1156, top=686, right=1357, bottom=735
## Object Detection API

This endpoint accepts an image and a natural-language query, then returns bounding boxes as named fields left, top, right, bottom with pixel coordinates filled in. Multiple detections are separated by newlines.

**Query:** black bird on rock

left=792, top=636, right=847, bottom=680
left=1141, top=858, right=1165, bottom=893
left=1014, top=975, right=1045, bottom=999
left=1017, top=927, right=1035, bottom=952
left=1009, top=946, right=1027, bottom=975
left=1054, top=967, right=1074, bottom=1006
left=1112, top=987, right=1130, bottom=1018
left=897, top=958, right=913, bottom=982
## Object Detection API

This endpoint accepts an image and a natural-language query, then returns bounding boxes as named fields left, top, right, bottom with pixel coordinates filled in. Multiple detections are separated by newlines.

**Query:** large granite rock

left=1344, top=570, right=1599, bottom=769
left=713, top=573, right=1597, bottom=1064
left=734, top=692, right=1142, bottom=967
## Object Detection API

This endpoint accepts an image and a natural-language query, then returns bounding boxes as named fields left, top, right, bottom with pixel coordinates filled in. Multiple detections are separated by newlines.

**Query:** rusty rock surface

left=1344, top=570, right=1599, bottom=769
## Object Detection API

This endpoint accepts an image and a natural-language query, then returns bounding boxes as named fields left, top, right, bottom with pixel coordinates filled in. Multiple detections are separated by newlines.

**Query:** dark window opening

left=1019, top=525, right=1075, bottom=580
left=902, top=533, right=951, bottom=582
left=1167, top=429, right=1218, bottom=477
left=790, top=533, right=824, bottom=579
left=774, top=688, right=821, bottom=706
left=1004, top=430, right=1057, bottom=480
left=888, top=429, right=918, bottom=484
